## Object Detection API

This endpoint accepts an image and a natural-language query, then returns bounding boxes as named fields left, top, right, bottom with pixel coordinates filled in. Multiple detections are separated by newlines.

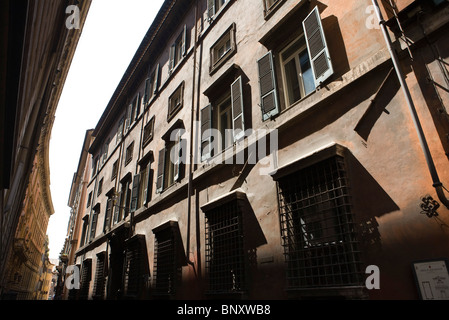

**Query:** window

left=205, top=200, right=246, bottom=294
left=138, top=162, right=152, bottom=208
left=116, top=117, right=124, bottom=144
left=97, top=178, right=103, bottom=196
left=169, top=25, right=187, bottom=73
left=144, top=65, right=160, bottom=105
left=125, top=142, right=134, bottom=166
left=103, top=191, right=114, bottom=233
left=142, top=116, right=155, bottom=147
left=79, top=259, right=92, bottom=300
left=153, top=223, right=182, bottom=296
left=201, top=76, right=245, bottom=161
left=123, top=235, right=150, bottom=299
left=277, top=156, right=363, bottom=290
left=125, top=94, right=141, bottom=132
left=89, top=204, right=100, bottom=242
left=208, top=0, right=230, bottom=19
left=91, top=156, right=98, bottom=178
left=101, top=139, right=110, bottom=166
left=168, top=82, right=184, bottom=121
left=113, top=176, right=132, bottom=224
left=257, top=6, right=333, bottom=120
left=86, top=192, right=92, bottom=208
left=93, top=252, right=106, bottom=300
left=111, top=160, right=118, bottom=181
left=156, top=128, right=184, bottom=193
left=263, top=0, right=284, bottom=18
left=210, top=24, right=236, bottom=74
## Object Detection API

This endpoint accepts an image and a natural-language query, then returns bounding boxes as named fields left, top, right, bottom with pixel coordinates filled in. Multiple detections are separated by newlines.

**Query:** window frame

left=125, top=142, right=134, bottom=167
left=167, top=82, right=185, bottom=122
left=142, top=116, right=155, bottom=148
left=210, top=23, right=236, bottom=74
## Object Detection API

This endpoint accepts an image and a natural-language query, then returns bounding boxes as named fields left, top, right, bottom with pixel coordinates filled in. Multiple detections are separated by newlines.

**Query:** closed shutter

left=124, top=236, right=149, bottom=299
left=231, top=76, right=245, bottom=141
left=169, top=44, right=176, bottom=73
left=130, top=174, right=140, bottom=213
left=125, top=103, right=132, bottom=131
left=103, top=199, right=113, bottom=233
left=156, top=148, right=166, bottom=193
left=303, top=6, right=334, bottom=87
left=79, top=260, right=92, bottom=300
left=181, top=24, right=187, bottom=57
left=116, top=117, right=124, bottom=144
left=207, top=0, right=215, bottom=19
left=201, top=104, right=213, bottom=161
left=257, top=51, right=279, bottom=121
left=154, top=64, right=160, bottom=94
left=135, top=93, right=141, bottom=121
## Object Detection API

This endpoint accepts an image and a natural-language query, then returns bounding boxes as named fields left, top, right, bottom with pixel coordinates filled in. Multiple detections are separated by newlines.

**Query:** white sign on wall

left=413, top=259, right=449, bottom=300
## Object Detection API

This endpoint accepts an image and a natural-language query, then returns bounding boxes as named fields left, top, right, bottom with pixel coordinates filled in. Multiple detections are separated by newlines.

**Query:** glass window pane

left=284, top=59, right=301, bottom=105
left=299, top=51, right=315, bottom=96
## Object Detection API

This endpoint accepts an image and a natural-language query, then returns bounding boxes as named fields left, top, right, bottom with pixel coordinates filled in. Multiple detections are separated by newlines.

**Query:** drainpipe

left=371, top=0, right=449, bottom=209
left=186, top=0, right=199, bottom=267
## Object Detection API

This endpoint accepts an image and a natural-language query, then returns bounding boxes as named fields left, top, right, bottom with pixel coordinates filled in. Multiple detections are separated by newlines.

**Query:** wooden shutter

left=130, top=174, right=140, bottom=213
left=113, top=192, right=122, bottom=223
left=93, top=253, right=106, bottom=300
left=201, top=104, right=213, bottom=161
left=303, top=6, right=334, bottom=88
left=181, top=24, right=187, bottom=56
left=257, top=51, right=279, bottom=121
left=207, top=0, right=215, bottom=19
left=89, top=210, right=98, bottom=241
left=125, top=103, right=132, bottom=131
left=135, top=93, right=141, bottom=121
left=231, top=76, right=245, bottom=141
left=116, top=117, right=124, bottom=144
left=144, top=78, right=151, bottom=104
left=169, top=44, right=176, bottom=73
left=156, top=148, right=166, bottom=193
left=173, top=130, right=182, bottom=182
left=154, top=64, right=160, bottom=94
left=79, top=260, right=92, bottom=300
left=142, top=166, right=152, bottom=206
left=103, top=199, right=113, bottom=233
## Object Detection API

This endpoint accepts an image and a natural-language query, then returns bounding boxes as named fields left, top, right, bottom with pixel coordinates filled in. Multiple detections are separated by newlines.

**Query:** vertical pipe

left=371, top=0, right=449, bottom=209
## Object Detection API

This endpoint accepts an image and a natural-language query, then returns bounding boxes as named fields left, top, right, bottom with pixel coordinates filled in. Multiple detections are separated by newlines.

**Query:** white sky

left=48, top=0, right=165, bottom=260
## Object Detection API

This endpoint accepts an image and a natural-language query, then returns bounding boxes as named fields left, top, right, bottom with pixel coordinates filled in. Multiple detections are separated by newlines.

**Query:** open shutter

left=144, top=78, right=151, bottom=104
left=125, top=104, right=132, bottom=131
left=201, top=104, right=213, bottom=161
left=169, top=44, right=176, bottom=73
left=89, top=210, right=98, bottom=241
left=303, top=6, right=334, bottom=88
left=154, top=64, right=160, bottom=94
left=258, top=51, right=279, bottom=121
left=207, top=0, right=215, bottom=19
left=173, top=130, right=182, bottom=182
left=231, top=76, right=245, bottom=141
left=156, top=148, right=166, bottom=193
left=116, top=117, right=124, bottom=144
left=130, top=174, right=140, bottom=213
left=142, top=167, right=152, bottom=206
left=181, top=24, right=187, bottom=57
left=113, top=192, right=122, bottom=224
left=104, top=199, right=113, bottom=232
left=135, top=93, right=141, bottom=121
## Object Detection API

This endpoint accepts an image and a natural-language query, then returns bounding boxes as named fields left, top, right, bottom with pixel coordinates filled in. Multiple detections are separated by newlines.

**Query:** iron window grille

left=123, top=235, right=149, bottom=299
left=153, top=227, right=181, bottom=296
left=277, top=156, right=363, bottom=290
left=93, top=252, right=106, bottom=300
left=79, top=259, right=92, bottom=300
left=205, top=200, right=246, bottom=295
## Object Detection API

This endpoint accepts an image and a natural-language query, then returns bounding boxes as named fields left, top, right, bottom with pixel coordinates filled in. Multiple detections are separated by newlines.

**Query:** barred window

left=93, top=252, right=106, bottom=300
left=79, top=259, right=92, bottom=300
left=205, top=200, right=246, bottom=294
left=277, top=156, right=363, bottom=290
left=123, top=235, right=149, bottom=299
left=153, top=226, right=179, bottom=296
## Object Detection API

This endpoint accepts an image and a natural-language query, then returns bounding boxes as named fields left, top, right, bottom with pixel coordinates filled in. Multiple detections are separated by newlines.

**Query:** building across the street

left=61, top=0, right=449, bottom=300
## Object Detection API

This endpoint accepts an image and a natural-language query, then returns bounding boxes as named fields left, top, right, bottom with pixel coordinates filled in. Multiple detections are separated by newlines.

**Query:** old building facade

left=0, top=0, right=91, bottom=295
left=68, top=0, right=449, bottom=300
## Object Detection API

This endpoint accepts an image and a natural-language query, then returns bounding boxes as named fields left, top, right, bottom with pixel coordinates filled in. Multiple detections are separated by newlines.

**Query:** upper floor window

left=125, top=142, right=134, bottom=166
left=257, top=6, right=334, bottom=121
left=208, top=0, right=230, bottom=19
left=144, top=64, right=160, bottom=105
left=169, top=25, right=187, bottom=73
left=210, top=23, right=236, bottom=74
left=168, top=82, right=184, bottom=122
left=263, top=0, right=284, bottom=18
left=142, top=116, right=155, bottom=148
left=125, top=94, right=141, bottom=132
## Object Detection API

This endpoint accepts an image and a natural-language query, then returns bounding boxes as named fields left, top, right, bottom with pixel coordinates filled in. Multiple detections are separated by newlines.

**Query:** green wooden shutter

left=89, top=210, right=98, bottom=241
left=173, top=130, right=182, bottom=182
left=303, top=6, right=334, bottom=87
left=156, top=148, right=166, bottom=193
left=113, top=192, right=122, bottom=223
left=257, top=51, right=279, bottom=121
left=154, top=64, right=160, bottom=94
left=231, top=76, right=245, bottom=141
left=181, top=24, right=187, bottom=56
left=169, top=44, right=176, bottom=73
left=103, top=199, right=113, bottom=233
left=144, top=78, right=151, bottom=104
